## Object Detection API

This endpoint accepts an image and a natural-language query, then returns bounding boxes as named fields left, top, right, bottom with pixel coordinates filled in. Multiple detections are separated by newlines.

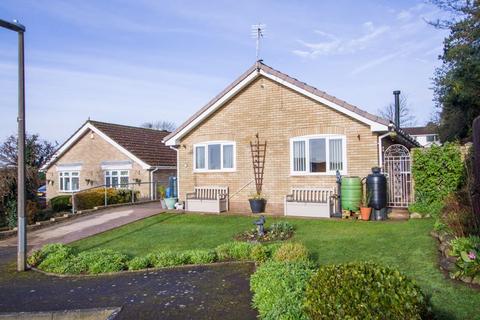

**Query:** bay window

left=290, top=135, right=346, bottom=175
left=194, top=141, right=235, bottom=172
left=59, top=171, right=80, bottom=192
left=105, top=170, right=129, bottom=188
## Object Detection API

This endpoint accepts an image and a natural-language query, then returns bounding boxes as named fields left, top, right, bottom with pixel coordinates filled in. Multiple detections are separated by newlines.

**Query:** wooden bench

left=186, top=186, right=229, bottom=213
left=284, top=187, right=335, bottom=218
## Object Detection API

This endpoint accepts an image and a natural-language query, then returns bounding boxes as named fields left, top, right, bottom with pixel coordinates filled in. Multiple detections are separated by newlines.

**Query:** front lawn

left=71, top=213, right=479, bottom=319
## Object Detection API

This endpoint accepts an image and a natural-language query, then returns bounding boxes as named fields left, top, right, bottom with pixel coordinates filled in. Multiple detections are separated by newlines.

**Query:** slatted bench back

left=289, top=188, right=334, bottom=203
left=194, top=186, right=229, bottom=200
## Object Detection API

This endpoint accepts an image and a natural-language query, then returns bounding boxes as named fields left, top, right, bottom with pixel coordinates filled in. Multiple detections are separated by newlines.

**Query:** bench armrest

left=186, top=192, right=197, bottom=199
left=285, top=194, right=294, bottom=202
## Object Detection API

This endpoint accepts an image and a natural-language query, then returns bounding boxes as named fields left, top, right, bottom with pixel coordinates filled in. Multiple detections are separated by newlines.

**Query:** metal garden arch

left=384, top=144, right=412, bottom=207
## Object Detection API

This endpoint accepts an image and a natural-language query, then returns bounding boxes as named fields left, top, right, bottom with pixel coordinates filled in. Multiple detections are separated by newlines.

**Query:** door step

left=388, top=208, right=409, bottom=220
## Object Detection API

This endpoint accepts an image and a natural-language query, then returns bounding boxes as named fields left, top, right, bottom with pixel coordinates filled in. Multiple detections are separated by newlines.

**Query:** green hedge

left=49, top=195, right=71, bottom=213
left=304, top=262, right=430, bottom=320
left=250, top=261, right=314, bottom=320
left=411, top=143, right=464, bottom=217
left=74, top=188, right=139, bottom=210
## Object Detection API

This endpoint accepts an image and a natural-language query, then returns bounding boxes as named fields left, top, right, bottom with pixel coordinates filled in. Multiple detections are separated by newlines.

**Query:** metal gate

left=384, top=144, right=412, bottom=207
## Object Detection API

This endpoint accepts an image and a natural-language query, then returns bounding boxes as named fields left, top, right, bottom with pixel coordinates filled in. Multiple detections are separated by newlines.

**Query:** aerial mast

left=251, top=24, right=266, bottom=61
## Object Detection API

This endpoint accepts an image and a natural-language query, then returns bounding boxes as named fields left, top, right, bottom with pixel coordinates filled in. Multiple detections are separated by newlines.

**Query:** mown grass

left=71, top=213, right=479, bottom=319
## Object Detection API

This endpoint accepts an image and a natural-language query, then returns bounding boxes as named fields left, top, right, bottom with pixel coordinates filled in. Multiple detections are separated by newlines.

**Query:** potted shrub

left=249, top=133, right=267, bottom=214
left=360, top=189, right=372, bottom=221
left=249, top=193, right=267, bottom=214
left=158, top=185, right=167, bottom=209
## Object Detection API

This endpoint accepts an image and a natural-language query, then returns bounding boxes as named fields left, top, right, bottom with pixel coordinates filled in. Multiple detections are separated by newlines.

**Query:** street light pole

left=0, top=18, right=27, bottom=271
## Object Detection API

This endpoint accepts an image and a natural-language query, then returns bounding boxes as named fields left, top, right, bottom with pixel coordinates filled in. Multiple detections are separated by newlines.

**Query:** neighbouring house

left=164, top=61, right=420, bottom=215
left=403, top=126, right=441, bottom=147
left=42, top=120, right=176, bottom=201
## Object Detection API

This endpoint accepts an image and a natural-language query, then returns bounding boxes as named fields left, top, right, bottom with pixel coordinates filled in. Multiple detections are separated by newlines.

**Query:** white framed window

left=105, top=170, right=129, bottom=188
left=290, top=135, right=347, bottom=175
left=59, top=171, right=80, bottom=192
left=426, top=134, right=438, bottom=142
left=193, top=141, right=236, bottom=172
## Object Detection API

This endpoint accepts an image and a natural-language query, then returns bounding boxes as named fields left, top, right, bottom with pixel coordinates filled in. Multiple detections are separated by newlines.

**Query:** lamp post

left=0, top=18, right=27, bottom=271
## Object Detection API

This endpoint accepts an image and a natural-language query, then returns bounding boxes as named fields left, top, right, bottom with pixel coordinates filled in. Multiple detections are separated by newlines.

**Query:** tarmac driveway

left=0, top=202, right=164, bottom=251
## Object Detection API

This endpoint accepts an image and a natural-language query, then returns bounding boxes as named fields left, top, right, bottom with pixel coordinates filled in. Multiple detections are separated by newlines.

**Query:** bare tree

left=0, top=134, right=57, bottom=169
left=378, top=94, right=416, bottom=128
left=141, top=121, right=176, bottom=132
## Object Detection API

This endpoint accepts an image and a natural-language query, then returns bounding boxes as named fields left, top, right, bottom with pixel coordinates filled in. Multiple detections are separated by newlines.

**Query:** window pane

left=60, top=177, right=64, bottom=190
left=208, top=144, right=221, bottom=170
left=64, top=172, right=70, bottom=177
left=120, top=176, right=129, bottom=188
left=293, top=141, right=306, bottom=172
left=309, top=138, right=326, bottom=173
left=65, top=177, right=71, bottom=191
left=112, top=177, right=119, bottom=188
left=329, top=139, right=343, bottom=171
left=72, top=172, right=79, bottom=177
left=195, top=146, right=205, bottom=169
left=112, top=171, right=118, bottom=176
left=120, top=170, right=128, bottom=176
left=223, top=145, right=234, bottom=169
left=72, top=177, right=79, bottom=191
left=106, top=177, right=111, bottom=187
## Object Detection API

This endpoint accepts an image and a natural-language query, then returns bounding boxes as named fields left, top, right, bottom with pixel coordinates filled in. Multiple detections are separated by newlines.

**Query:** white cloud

left=293, top=22, right=390, bottom=58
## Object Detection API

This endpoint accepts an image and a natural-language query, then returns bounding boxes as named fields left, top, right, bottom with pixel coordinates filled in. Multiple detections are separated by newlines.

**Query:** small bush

left=5, top=199, right=17, bottom=229
left=149, top=250, right=189, bottom=268
left=215, top=242, right=254, bottom=261
left=441, top=192, right=478, bottom=237
left=304, top=262, right=430, bottom=320
left=269, top=221, right=294, bottom=236
left=251, top=244, right=270, bottom=263
left=75, top=249, right=128, bottom=274
left=273, top=242, right=309, bottom=263
left=250, top=261, right=314, bottom=320
left=127, top=256, right=152, bottom=270
left=450, top=236, right=480, bottom=256
left=184, top=249, right=217, bottom=264
left=50, top=195, right=71, bottom=213
left=74, top=188, right=139, bottom=210
left=37, top=244, right=75, bottom=274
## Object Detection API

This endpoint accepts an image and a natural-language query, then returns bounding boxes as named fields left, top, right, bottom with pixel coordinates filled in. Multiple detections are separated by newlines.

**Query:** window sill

left=290, top=172, right=344, bottom=176
left=193, top=169, right=236, bottom=173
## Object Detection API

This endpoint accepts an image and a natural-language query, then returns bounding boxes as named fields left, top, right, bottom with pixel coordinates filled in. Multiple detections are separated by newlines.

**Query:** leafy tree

left=140, top=121, right=176, bottom=132
left=0, top=134, right=57, bottom=169
left=378, top=94, right=416, bottom=128
left=431, top=0, right=480, bottom=142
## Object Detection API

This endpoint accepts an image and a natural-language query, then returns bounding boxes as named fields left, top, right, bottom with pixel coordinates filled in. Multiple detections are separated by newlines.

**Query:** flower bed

left=28, top=241, right=302, bottom=275
left=234, top=221, right=294, bottom=242
left=432, top=230, right=480, bottom=285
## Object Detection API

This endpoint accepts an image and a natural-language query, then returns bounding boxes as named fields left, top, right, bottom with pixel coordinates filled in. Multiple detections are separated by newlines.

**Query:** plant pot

left=164, top=198, right=176, bottom=210
left=249, top=199, right=266, bottom=213
left=160, top=199, right=167, bottom=209
left=360, top=207, right=372, bottom=220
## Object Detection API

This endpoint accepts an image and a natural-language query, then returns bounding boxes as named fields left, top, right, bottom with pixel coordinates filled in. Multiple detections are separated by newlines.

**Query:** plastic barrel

left=341, top=176, right=362, bottom=212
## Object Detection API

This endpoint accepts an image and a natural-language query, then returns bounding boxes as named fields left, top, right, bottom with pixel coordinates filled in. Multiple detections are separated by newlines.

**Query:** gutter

left=169, top=146, right=180, bottom=199
left=149, top=167, right=161, bottom=200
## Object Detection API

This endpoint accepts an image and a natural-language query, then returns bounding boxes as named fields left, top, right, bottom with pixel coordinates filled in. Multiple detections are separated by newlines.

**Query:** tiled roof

left=164, top=61, right=390, bottom=143
left=89, top=121, right=176, bottom=167
left=403, top=126, right=437, bottom=136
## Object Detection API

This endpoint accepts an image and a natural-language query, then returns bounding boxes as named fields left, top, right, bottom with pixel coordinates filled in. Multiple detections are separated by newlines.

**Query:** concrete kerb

left=29, top=260, right=255, bottom=278
left=0, top=307, right=122, bottom=320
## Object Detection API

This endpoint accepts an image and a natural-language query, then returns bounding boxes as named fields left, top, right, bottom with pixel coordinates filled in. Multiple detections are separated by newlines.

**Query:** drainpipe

left=149, top=167, right=160, bottom=200
left=378, top=131, right=391, bottom=171
left=169, top=146, right=180, bottom=199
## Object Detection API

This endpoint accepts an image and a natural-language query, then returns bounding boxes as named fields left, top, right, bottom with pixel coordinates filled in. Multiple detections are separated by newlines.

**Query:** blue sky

left=0, top=0, right=448, bottom=143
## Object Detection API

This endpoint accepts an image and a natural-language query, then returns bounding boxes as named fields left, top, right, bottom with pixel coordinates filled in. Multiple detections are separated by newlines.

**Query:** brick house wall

left=177, top=76, right=381, bottom=214
left=46, top=130, right=152, bottom=199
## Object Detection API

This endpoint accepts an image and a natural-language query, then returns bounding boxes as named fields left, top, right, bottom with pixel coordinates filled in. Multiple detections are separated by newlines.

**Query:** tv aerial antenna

left=251, top=24, right=266, bottom=61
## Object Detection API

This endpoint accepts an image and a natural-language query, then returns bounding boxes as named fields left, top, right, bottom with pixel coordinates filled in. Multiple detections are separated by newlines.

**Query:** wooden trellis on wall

left=250, top=133, right=267, bottom=195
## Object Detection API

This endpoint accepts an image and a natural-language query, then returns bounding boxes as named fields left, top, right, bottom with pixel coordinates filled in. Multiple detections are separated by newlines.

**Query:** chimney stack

left=393, top=90, right=401, bottom=128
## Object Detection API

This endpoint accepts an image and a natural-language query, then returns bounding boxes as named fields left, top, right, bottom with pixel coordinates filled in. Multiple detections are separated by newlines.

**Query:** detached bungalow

left=164, top=61, right=419, bottom=216
left=42, top=120, right=176, bottom=200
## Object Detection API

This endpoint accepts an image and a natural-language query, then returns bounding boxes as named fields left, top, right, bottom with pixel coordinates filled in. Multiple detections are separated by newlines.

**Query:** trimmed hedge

left=273, top=242, right=309, bottom=263
left=250, top=261, right=314, bottom=320
left=74, top=188, right=139, bottom=210
left=304, top=262, right=430, bottom=320
left=49, top=195, right=71, bottom=213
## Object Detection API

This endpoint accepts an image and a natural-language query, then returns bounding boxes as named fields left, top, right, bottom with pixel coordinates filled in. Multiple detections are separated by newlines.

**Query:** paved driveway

left=0, top=247, right=257, bottom=319
left=0, top=202, right=164, bottom=251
